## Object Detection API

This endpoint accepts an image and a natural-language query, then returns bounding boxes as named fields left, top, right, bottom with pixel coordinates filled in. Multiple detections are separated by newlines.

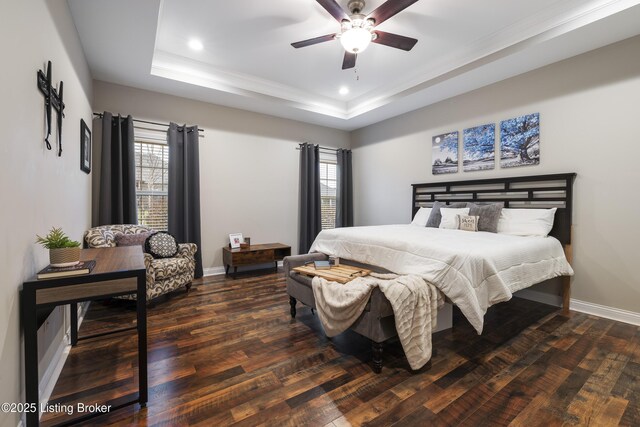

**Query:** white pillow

left=497, top=208, right=557, bottom=237
left=439, top=208, right=470, bottom=229
left=411, top=207, right=432, bottom=226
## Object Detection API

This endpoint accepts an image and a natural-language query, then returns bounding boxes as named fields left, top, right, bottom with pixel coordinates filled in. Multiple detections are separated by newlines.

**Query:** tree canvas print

left=500, top=113, right=540, bottom=168
left=463, top=124, right=495, bottom=172
left=432, top=131, right=458, bottom=174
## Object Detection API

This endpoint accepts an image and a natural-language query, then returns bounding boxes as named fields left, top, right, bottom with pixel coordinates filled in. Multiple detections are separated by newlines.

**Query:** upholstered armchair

left=84, top=225, right=197, bottom=301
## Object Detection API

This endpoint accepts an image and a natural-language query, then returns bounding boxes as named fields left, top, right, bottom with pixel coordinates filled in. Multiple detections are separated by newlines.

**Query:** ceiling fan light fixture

left=340, top=27, right=373, bottom=53
left=289, top=0, right=419, bottom=70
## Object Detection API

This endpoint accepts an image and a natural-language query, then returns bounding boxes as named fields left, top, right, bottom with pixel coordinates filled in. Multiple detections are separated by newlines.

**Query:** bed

left=285, top=173, right=576, bottom=372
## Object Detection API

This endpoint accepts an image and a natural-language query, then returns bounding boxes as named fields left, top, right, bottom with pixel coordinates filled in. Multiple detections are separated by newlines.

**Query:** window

left=135, top=141, right=169, bottom=231
left=320, top=155, right=337, bottom=230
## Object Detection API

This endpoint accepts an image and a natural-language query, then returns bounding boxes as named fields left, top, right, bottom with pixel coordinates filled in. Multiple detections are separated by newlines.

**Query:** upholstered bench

left=284, top=253, right=398, bottom=373
left=284, top=253, right=453, bottom=373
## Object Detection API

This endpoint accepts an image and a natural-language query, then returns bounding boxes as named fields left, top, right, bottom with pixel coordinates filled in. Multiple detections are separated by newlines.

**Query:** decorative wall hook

left=52, top=81, right=65, bottom=156
left=37, top=61, right=53, bottom=150
left=37, top=61, right=65, bottom=156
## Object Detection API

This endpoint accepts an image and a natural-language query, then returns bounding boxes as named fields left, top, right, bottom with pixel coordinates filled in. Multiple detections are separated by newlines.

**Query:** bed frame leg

left=372, top=341, right=383, bottom=373
left=562, top=276, right=571, bottom=315
left=289, top=296, right=297, bottom=318
left=562, top=238, right=573, bottom=315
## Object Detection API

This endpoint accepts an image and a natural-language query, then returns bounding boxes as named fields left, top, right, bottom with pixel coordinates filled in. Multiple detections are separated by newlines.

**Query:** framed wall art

left=463, top=124, right=495, bottom=172
left=500, top=113, right=540, bottom=168
left=432, top=131, right=458, bottom=175
left=80, top=119, right=91, bottom=174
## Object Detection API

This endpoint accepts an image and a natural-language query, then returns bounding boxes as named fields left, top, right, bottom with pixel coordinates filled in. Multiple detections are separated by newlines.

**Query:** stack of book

left=37, top=260, right=96, bottom=280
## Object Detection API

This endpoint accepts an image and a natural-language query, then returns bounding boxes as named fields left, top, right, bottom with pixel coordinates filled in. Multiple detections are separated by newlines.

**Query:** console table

left=223, top=243, right=291, bottom=278
left=21, top=246, right=147, bottom=427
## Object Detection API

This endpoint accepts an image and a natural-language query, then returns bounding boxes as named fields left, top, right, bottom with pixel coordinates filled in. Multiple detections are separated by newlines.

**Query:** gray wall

left=92, top=81, right=351, bottom=270
left=0, top=0, right=93, bottom=425
left=351, top=35, right=640, bottom=313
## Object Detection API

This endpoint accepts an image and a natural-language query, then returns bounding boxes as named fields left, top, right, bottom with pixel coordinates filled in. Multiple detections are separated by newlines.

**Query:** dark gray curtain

left=97, top=112, right=137, bottom=226
left=336, top=148, right=354, bottom=228
left=298, top=143, right=321, bottom=254
left=168, top=123, right=203, bottom=278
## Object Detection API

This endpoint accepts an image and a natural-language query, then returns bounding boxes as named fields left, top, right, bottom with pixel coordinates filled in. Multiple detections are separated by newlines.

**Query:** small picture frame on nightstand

left=229, top=233, right=243, bottom=249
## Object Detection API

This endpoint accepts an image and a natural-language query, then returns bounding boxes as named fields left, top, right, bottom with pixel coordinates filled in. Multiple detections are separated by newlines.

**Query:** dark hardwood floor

left=42, top=270, right=640, bottom=426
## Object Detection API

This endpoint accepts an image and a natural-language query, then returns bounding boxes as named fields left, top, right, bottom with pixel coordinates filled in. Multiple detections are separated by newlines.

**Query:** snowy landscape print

left=432, top=132, right=458, bottom=175
left=463, top=124, right=495, bottom=172
left=500, top=113, right=540, bottom=168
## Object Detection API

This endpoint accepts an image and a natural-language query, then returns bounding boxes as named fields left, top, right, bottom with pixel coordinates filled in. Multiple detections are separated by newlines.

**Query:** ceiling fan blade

left=342, top=52, right=357, bottom=70
left=316, top=0, right=350, bottom=22
left=372, top=31, right=418, bottom=51
left=367, top=0, right=420, bottom=26
left=291, top=34, right=337, bottom=48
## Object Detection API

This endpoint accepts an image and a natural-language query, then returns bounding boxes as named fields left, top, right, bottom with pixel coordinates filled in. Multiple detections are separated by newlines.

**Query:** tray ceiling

left=69, top=0, right=640, bottom=130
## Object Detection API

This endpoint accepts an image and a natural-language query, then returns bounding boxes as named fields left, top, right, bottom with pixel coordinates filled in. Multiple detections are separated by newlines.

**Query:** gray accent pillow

left=426, top=201, right=468, bottom=228
left=467, top=203, right=503, bottom=233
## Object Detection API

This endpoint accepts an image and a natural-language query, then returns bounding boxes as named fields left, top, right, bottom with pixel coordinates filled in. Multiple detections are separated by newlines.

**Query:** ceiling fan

left=291, top=0, right=420, bottom=70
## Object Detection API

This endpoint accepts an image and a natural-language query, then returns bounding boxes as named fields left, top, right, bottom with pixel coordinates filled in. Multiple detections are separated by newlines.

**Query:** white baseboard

left=36, top=302, right=90, bottom=421
left=38, top=333, right=69, bottom=405
left=515, top=289, right=640, bottom=326
left=569, top=299, right=640, bottom=326
left=203, top=266, right=225, bottom=276
left=203, top=261, right=284, bottom=277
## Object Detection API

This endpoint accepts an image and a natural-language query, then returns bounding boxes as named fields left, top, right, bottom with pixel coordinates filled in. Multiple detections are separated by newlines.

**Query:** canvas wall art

left=432, top=131, right=458, bottom=175
left=463, top=124, right=495, bottom=172
left=500, top=113, right=540, bottom=168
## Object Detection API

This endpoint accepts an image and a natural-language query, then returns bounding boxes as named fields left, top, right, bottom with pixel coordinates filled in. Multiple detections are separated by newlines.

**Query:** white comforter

left=310, top=225, right=573, bottom=334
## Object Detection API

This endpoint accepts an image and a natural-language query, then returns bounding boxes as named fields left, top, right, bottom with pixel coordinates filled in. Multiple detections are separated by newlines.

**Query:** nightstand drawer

left=233, top=249, right=274, bottom=265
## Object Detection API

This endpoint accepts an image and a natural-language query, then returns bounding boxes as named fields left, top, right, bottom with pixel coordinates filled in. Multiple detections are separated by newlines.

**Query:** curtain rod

left=296, top=143, right=347, bottom=153
left=93, top=112, right=204, bottom=133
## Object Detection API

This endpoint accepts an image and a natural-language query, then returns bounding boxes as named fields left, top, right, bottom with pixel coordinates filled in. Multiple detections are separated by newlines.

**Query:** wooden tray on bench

left=292, top=264, right=371, bottom=284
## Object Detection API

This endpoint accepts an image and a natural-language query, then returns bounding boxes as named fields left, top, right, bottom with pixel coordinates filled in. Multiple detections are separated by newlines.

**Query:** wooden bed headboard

left=412, top=173, right=577, bottom=245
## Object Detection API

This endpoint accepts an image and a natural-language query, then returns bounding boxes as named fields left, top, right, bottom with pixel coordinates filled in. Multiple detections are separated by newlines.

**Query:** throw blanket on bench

left=312, top=273, right=444, bottom=370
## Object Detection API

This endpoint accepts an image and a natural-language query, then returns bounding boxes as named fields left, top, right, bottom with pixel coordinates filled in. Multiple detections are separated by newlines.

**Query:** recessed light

left=188, top=39, right=203, bottom=51
left=339, top=86, right=349, bottom=96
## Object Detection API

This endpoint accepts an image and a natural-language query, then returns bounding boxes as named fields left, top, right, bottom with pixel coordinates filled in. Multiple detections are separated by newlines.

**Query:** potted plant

left=36, top=227, right=82, bottom=267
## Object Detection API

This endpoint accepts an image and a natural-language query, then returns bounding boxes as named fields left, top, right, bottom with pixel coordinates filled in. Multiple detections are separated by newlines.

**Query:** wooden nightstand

left=222, top=243, right=291, bottom=278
